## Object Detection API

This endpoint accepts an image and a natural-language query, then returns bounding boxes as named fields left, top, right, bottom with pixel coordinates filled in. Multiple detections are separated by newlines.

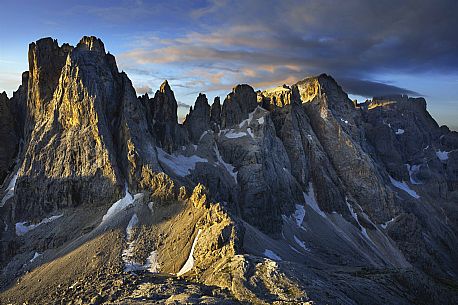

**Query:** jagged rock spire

left=221, top=84, right=257, bottom=128
left=77, top=36, right=106, bottom=53
left=183, top=93, right=210, bottom=143
left=210, top=96, right=221, bottom=130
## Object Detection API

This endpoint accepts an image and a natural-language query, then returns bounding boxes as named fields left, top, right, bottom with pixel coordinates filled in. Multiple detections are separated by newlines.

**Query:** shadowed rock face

left=1, top=37, right=458, bottom=305
left=0, top=92, right=19, bottom=184
left=210, top=96, right=221, bottom=130
left=221, top=84, right=257, bottom=128
left=183, top=93, right=211, bottom=143
left=295, top=74, right=399, bottom=224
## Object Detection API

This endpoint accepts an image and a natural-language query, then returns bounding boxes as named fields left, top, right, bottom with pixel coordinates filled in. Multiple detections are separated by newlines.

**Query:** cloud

left=118, top=0, right=458, bottom=99
left=177, top=101, right=191, bottom=108
left=134, top=84, right=153, bottom=95
left=338, top=78, right=421, bottom=98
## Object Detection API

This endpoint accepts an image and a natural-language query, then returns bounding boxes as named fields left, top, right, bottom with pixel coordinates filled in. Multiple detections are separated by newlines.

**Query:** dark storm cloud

left=338, top=78, right=421, bottom=98
left=118, top=0, right=458, bottom=97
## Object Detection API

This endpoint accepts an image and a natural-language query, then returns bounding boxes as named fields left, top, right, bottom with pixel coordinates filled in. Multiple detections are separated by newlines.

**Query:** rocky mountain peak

left=221, top=84, right=257, bottom=128
left=259, top=84, right=294, bottom=109
left=183, top=93, right=210, bottom=143
left=76, top=36, right=106, bottom=53
left=153, top=80, right=178, bottom=124
left=159, top=79, right=171, bottom=94
left=295, top=73, right=346, bottom=103
left=195, top=93, right=209, bottom=109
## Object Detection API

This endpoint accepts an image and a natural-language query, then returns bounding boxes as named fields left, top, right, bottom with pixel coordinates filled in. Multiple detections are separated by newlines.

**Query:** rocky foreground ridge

left=0, top=36, right=457, bottom=304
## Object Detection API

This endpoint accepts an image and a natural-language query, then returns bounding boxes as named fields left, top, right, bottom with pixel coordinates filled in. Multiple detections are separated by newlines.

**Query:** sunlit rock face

left=258, top=84, right=294, bottom=110
left=1, top=37, right=458, bottom=305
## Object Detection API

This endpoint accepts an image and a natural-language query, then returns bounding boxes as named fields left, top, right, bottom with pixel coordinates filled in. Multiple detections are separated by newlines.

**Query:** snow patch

left=122, top=213, right=142, bottom=272
left=30, top=252, right=42, bottom=263
left=389, top=176, right=420, bottom=199
left=126, top=214, right=139, bottom=239
left=238, top=109, right=256, bottom=128
left=100, top=184, right=135, bottom=226
left=303, top=183, right=326, bottom=218
left=406, top=164, right=422, bottom=185
left=177, top=229, right=202, bottom=276
left=146, top=250, right=160, bottom=273
left=257, top=117, right=265, bottom=124
left=247, top=127, right=254, bottom=138
left=340, top=118, right=349, bottom=124
left=395, top=128, right=405, bottom=135
left=224, top=130, right=247, bottom=139
left=214, top=146, right=237, bottom=183
left=345, top=198, right=377, bottom=244
left=16, top=214, right=63, bottom=236
left=293, top=204, right=306, bottom=227
left=122, top=214, right=160, bottom=273
left=157, top=148, right=208, bottom=177
left=1, top=169, right=19, bottom=207
left=263, top=249, right=282, bottom=261
left=436, top=150, right=449, bottom=161
left=293, top=235, right=310, bottom=252
left=381, top=217, right=397, bottom=229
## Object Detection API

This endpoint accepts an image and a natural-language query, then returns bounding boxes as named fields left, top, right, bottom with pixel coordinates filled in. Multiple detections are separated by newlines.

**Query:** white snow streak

left=293, top=235, right=310, bottom=252
left=100, top=184, right=135, bottom=226
left=30, top=252, right=42, bottom=262
left=389, top=176, right=420, bottom=199
left=146, top=250, right=160, bottom=273
left=126, top=214, right=139, bottom=238
left=16, top=214, right=63, bottom=236
left=1, top=169, right=19, bottom=207
left=122, top=214, right=160, bottom=273
left=381, top=217, right=397, bottom=229
left=406, top=164, right=422, bottom=185
left=303, top=183, right=326, bottom=218
left=395, top=128, right=405, bottom=135
left=157, top=148, right=208, bottom=177
left=346, top=199, right=372, bottom=242
left=238, top=109, right=257, bottom=128
left=247, top=127, right=254, bottom=138
left=123, top=213, right=141, bottom=272
left=224, top=130, right=247, bottom=139
left=214, top=146, right=237, bottom=183
left=263, top=249, right=282, bottom=261
left=177, top=229, right=202, bottom=276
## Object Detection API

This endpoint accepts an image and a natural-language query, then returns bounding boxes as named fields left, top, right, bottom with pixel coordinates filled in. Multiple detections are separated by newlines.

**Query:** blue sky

left=1, top=0, right=457, bottom=129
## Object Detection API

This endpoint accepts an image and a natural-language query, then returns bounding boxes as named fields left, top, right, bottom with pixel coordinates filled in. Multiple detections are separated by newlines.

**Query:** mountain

left=0, top=36, right=457, bottom=304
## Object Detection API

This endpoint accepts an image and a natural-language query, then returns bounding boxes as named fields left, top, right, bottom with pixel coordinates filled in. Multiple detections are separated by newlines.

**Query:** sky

left=0, top=0, right=457, bottom=129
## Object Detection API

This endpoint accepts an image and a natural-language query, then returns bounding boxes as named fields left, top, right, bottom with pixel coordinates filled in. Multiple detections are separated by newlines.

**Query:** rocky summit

left=0, top=37, right=457, bottom=305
